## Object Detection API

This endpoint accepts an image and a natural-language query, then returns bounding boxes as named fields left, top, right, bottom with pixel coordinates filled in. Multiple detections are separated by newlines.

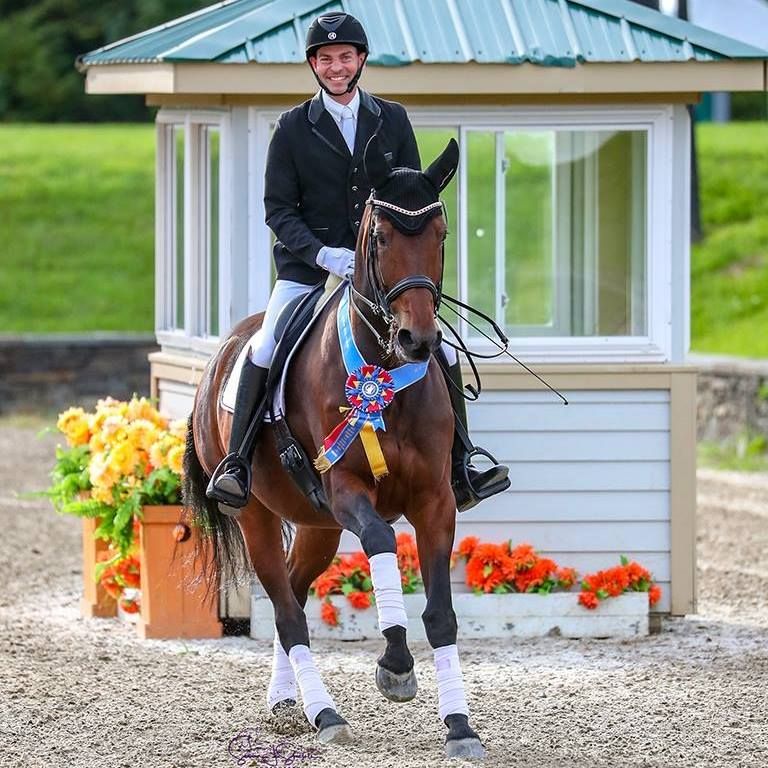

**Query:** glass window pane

left=173, top=126, right=185, bottom=330
left=504, top=131, right=554, bottom=328
left=205, top=126, right=220, bottom=337
left=463, top=127, right=647, bottom=339
left=415, top=128, right=459, bottom=300
left=465, top=131, right=496, bottom=336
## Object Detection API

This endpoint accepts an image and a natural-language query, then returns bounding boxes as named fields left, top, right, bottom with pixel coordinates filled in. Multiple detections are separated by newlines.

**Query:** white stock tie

left=340, top=106, right=355, bottom=153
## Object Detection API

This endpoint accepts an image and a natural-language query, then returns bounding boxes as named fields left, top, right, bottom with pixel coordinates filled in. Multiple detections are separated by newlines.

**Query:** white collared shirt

left=321, top=89, right=360, bottom=151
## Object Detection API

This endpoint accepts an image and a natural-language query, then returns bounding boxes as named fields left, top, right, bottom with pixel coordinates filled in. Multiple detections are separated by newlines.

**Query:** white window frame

left=156, top=109, right=230, bottom=354
left=411, top=105, right=674, bottom=363
left=245, top=104, right=676, bottom=362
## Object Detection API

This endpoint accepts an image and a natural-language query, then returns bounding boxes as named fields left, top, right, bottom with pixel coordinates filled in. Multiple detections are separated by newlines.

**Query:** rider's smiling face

left=310, top=44, right=365, bottom=100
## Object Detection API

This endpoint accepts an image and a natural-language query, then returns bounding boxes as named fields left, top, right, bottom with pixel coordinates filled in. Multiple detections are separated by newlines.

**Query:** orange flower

left=556, top=567, right=577, bottom=589
left=579, top=592, right=599, bottom=610
left=648, top=584, right=662, bottom=606
left=99, top=566, right=122, bottom=600
left=346, top=591, right=373, bottom=610
left=321, top=600, right=339, bottom=627
left=456, top=536, right=479, bottom=560
left=464, top=543, right=512, bottom=593
left=119, top=595, right=140, bottom=614
left=514, top=557, right=557, bottom=593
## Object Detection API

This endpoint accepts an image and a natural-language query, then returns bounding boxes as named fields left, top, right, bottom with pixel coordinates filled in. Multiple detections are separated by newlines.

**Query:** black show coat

left=264, top=89, right=421, bottom=285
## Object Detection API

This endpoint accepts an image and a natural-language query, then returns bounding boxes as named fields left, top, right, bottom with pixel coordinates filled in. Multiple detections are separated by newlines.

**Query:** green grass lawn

left=691, top=122, right=768, bottom=356
left=0, top=124, right=155, bottom=332
left=1, top=121, right=767, bottom=354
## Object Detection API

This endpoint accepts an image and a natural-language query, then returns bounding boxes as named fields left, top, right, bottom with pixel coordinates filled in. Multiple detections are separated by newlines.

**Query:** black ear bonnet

left=363, top=136, right=459, bottom=235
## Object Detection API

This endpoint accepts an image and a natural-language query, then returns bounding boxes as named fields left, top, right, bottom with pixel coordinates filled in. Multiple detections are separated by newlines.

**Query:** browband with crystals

left=368, top=198, right=444, bottom=217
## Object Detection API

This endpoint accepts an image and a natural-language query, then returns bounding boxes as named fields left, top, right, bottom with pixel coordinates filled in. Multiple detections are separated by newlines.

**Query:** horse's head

left=357, top=135, right=459, bottom=363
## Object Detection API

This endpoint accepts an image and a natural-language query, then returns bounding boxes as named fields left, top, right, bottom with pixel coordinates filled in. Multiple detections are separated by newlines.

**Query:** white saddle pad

left=220, top=277, right=344, bottom=417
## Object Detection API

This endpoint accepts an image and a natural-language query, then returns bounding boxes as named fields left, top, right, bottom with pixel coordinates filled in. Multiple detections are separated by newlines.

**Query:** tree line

left=0, top=0, right=210, bottom=121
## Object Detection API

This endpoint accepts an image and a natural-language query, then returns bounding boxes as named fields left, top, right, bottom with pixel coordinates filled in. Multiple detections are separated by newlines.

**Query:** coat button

left=352, top=185, right=358, bottom=192
left=353, top=167, right=358, bottom=174
left=354, top=220, right=360, bottom=226
left=354, top=203, right=359, bottom=210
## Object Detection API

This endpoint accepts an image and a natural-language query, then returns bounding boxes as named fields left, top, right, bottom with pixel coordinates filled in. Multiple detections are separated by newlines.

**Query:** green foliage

left=691, top=122, right=768, bottom=357
left=698, top=431, right=768, bottom=472
left=0, top=0, right=211, bottom=122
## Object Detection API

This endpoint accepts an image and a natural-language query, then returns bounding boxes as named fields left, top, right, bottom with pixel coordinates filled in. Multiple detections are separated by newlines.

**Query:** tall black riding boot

left=206, top=358, right=269, bottom=508
left=444, top=361, right=510, bottom=513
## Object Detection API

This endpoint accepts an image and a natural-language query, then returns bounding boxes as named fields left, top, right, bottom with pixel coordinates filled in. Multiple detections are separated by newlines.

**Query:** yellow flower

left=100, top=415, right=128, bottom=446
left=149, top=441, right=167, bottom=470
left=56, top=407, right=91, bottom=447
left=89, top=453, right=119, bottom=492
left=126, top=396, right=167, bottom=429
left=89, top=431, right=107, bottom=455
left=91, top=484, right=114, bottom=505
left=108, top=441, right=137, bottom=476
left=169, top=418, right=188, bottom=440
left=167, top=444, right=185, bottom=475
left=125, top=419, right=161, bottom=453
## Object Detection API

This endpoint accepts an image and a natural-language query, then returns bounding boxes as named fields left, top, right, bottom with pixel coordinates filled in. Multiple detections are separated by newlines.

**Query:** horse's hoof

left=375, top=663, right=418, bottom=702
left=314, top=708, right=354, bottom=744
left=445, top=737, right=486, bottom=760
left=269, top=698, right=297, bottom=716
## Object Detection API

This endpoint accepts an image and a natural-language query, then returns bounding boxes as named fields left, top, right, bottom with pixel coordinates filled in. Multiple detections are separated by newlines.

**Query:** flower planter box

left=80, top=517, right=117, bottom=619
left=250, top=591, right=649, bottom=641
left=137, top=505, right=223, bottom=639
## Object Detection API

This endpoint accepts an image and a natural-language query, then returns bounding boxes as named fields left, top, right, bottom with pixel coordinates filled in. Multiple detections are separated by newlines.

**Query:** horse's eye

left=374, top=233, right=387, bottom=247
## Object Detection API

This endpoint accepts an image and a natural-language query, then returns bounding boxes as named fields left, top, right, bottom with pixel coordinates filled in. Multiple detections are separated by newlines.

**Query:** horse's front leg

left=412, top=490, right=486, bottom=760
left=332, top=477, right=417, bottom=702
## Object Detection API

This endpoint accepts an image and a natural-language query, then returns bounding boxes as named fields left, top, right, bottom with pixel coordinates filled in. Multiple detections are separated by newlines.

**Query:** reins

left=348, top=193, right=568, bottom=406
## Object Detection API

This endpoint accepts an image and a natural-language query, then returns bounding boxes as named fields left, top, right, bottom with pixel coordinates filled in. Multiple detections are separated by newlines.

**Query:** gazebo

left=79, top=0, right=768, bottom=620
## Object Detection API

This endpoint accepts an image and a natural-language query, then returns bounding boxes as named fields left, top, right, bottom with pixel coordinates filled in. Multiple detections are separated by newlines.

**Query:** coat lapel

left=307, top=91, right=348, bottom=159
left=353, top=89, right=383, bottom=162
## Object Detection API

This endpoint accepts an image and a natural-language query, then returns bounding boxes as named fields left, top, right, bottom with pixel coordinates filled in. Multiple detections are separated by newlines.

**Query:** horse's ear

left=424, top=138, right=459, bottom=192
left=364, top=134, right=392, bottom=189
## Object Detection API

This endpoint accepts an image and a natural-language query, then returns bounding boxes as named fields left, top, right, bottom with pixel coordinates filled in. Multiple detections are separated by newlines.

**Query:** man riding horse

left=206, top=12, right=509, bottom=512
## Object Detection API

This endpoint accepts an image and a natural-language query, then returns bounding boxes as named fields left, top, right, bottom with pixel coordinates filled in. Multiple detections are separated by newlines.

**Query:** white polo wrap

left=288, top=644, right=336, bottom=725
left=369, top=551, right=408, bottom=631
left=433, top=644, right=470, bottom=721
left=266, top=631, right=297, bottom=710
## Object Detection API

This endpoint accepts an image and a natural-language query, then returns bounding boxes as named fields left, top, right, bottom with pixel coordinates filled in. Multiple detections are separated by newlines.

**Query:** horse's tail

left=182, top=414, right=248, bottom=601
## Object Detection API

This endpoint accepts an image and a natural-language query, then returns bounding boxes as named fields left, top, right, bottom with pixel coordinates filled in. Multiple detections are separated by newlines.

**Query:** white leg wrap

left=434, top=644, right=470, bottom=721
left=288, top=644, right=336, bottom=726
left=369, top=552, right=408, bottom=631
left=266, top=631, right=297, bottom=710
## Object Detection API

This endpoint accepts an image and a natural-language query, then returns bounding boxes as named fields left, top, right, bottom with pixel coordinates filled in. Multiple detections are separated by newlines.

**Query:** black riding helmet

left=305, top=12, right=369, bottom=95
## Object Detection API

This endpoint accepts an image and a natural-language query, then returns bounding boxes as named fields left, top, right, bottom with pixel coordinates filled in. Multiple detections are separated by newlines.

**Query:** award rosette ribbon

left=314, top=286, right=428, bottom=480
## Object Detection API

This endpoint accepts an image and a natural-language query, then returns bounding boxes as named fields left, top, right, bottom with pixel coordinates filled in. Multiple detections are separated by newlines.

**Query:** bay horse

left=183, top=136, right=485, bottom=760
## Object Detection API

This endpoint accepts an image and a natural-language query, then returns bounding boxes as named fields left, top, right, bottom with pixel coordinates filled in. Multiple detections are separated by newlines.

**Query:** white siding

left=338, top=389, right=672, bottom=613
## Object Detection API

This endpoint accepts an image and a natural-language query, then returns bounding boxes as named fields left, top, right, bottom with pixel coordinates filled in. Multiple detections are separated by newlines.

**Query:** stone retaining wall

left=692, top=354, right=768, bottom=441
left=0, top=334, right=159, bottom=415
left=2, top=339, right=765, bottom=441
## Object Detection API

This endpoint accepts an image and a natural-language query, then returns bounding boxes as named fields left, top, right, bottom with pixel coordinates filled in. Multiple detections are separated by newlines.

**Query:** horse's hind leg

left=265, top=526, right=342, bottom=714
left=331, top=481, right=417, bottom=703
left=237, top=500, right=352, bottom=744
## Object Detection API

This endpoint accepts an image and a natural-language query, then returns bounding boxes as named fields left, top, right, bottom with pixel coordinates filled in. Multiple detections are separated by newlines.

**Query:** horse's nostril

left=397, top=328, right=414, bottom=350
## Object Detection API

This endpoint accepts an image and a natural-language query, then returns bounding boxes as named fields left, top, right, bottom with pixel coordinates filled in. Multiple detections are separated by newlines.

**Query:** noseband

left=349, top=195, right=445, bottom=350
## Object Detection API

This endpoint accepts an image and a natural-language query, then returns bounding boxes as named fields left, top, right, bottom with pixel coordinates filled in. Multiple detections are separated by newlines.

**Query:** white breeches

left=246, top=280, right=316, bottom=367
left=245, top=279, right=457, bottom=368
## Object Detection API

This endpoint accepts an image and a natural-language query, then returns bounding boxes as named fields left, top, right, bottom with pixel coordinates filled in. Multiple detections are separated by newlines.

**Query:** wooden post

left=137, top=505, right=223, bottom=639
left=80, top=517, right=117, bottom=618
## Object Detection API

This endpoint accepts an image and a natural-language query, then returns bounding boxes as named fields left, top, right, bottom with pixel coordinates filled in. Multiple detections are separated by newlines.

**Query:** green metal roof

left=79, top=0, right=768, bottom=69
